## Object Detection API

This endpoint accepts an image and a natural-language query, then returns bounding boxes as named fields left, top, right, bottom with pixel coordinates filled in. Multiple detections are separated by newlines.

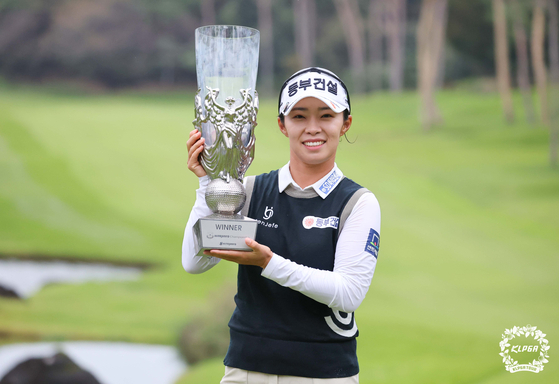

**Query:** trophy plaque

left=192, top=25, right=260, bottom=256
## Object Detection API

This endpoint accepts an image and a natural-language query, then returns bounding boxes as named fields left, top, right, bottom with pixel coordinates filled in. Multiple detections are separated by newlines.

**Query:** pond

left=0, top=259, right=143, bottom=298
left=0, top=341, right=187, bottom=384
left=0, top=258, right=188, bottom=383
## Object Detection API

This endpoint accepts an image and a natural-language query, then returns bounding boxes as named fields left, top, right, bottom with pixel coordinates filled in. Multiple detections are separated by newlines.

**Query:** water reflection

left=0, top=342, right=187, bottom=384
left=0, top=259, right=142, bottom=298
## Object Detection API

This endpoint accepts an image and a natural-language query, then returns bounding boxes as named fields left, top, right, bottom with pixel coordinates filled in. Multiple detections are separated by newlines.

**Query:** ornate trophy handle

left=192, top=87, right=258, bottom=215
left=192, top=87, right=258, bottom=183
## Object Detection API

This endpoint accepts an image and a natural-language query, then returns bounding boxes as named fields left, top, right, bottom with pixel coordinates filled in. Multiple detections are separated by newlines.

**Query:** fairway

left=0, top=86, right=557, bottom=383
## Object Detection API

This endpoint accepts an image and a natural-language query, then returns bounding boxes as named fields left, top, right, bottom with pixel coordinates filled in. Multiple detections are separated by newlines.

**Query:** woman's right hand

left=186, top=129, right=207, bottom=177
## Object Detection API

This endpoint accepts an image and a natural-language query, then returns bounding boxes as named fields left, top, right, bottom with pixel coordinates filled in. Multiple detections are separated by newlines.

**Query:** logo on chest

left=257, top=206, right=279, bottom=229
left=302, top=216, right=339, bottom=229
left=263, top=206, right=274, bottom=220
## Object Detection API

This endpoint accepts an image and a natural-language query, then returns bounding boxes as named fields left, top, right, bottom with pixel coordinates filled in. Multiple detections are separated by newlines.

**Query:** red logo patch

left=303, top=216, right=315, bottom=229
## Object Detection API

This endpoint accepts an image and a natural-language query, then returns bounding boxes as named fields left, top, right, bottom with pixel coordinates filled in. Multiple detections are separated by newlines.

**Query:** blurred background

left=0, top=0, right=558, bottom=383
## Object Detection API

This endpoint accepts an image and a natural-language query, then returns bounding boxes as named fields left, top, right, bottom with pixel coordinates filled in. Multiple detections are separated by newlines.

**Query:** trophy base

left=193, top=213, right=258, bottom=256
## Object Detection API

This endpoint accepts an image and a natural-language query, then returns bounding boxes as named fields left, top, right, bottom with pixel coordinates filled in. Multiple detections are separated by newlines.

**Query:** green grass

left=0, top=86, right=558, bottom=383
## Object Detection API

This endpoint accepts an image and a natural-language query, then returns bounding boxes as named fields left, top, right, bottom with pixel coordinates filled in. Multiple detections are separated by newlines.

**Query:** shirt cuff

left=261, top=253, right=283, bottom=278
left=199, top=175, right=210, bottom=187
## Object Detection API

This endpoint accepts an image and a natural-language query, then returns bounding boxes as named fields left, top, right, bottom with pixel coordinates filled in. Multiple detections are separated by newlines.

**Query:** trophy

left=192, top=25, right=260, bottom=256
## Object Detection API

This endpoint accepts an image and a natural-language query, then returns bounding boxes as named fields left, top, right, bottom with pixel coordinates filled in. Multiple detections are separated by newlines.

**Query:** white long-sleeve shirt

left=182, top=163, right=380, bottom=313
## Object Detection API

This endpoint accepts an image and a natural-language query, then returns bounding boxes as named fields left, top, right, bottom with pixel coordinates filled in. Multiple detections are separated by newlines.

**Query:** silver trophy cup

left=192, top=25, right=260, bottom=256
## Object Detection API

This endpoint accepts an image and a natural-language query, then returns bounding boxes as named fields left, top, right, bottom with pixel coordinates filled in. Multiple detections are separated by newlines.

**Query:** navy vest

left=224, top=170, right=363, bottom=378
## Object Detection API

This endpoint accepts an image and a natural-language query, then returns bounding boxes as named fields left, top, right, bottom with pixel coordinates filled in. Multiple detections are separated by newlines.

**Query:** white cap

left=278, top=67, right=351, bottom=115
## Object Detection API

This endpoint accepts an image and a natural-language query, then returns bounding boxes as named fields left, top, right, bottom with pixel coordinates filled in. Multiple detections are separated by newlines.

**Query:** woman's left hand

left=204, top=238, right=273, bottom=269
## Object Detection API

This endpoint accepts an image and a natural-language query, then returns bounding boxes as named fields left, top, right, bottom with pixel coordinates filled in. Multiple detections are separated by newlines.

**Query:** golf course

left=0, top=84, right=557, bottom=383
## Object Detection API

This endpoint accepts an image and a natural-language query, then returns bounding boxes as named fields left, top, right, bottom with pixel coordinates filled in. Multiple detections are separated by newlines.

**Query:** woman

left=182, top=67, right=380, bottom=383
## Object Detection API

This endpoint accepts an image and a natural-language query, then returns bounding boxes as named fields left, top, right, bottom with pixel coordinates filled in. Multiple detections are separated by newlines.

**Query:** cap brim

left=282, top=95, right=346, bottom=115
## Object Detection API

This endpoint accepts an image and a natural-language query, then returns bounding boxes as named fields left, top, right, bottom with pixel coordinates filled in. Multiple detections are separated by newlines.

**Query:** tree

left=549, top=0, right=559, bottom=83
left=549, top=0, right=559, bottom=166
left=385, top=0, right=407, bottom=92
left=293, top=0, right=316, bottom=68
left=493, top=0, right=515, bottom=124
left=367, top=0, right=385, bottom=91
left=257, top=0, right=274, bottom=96
left=511, top=0, right=535, bottom=123
left=333, top=0, right=366, bottom=93
left=446, top=0, right=496, bottom=79
left=436, top=0, right=449, bottom=88
left=532, top=0, right=549, bottom=125
left=201, top=0, right=215, bottom=26
left=417, top=0, right=448, bottom=130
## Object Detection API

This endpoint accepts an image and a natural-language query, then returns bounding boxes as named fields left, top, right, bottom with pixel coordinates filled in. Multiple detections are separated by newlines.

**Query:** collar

left=278, top=163, right=345, bottom=199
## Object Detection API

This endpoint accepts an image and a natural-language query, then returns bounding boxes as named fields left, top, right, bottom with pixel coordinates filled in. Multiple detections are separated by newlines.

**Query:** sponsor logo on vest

left=500, top=325, right=549, bottom=373
left=302, top=216, right=339, bottom=229
left=256, top=219, right=279, bottom=229
left=263, top=206, right=274, bottom=220
left=364, top=229, right=380, bottom=259
left=319, top=170, right=342, bottom=195
left=215, top=224, right=243, bottom=231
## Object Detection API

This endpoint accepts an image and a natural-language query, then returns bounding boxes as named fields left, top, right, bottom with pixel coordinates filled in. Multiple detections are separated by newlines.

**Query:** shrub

left=177, top=284, right=236, bottom=365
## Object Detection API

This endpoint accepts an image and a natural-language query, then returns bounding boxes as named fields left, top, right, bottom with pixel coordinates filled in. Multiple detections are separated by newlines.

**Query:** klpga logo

left=263, top=206, right=274, bottom=220
left=500, top=325, right=550, bottom=373
left=511, top=345, right=539, bottom=353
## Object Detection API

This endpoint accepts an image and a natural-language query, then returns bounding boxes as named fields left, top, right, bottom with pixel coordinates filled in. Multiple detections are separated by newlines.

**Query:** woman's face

left=278, top=97, right=352, bottom=170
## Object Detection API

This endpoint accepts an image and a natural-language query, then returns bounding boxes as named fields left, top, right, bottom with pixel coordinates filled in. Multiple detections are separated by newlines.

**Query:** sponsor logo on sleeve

left=364, top=229, right=380, bottom=258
